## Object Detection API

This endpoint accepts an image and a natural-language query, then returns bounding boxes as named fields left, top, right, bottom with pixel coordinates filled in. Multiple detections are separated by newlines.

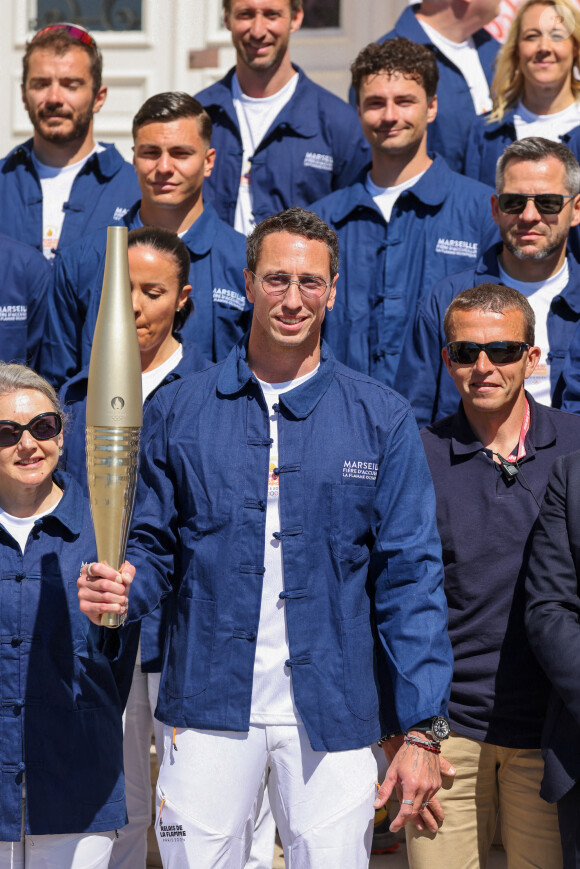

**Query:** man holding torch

left=78, top=207, right=453, bottom=867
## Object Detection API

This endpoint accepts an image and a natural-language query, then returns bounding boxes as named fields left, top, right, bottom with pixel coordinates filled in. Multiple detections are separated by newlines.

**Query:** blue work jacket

left=0, top=232, right=51, bottom=366
left=59, top=340, right=212, bottom=680
left=396, top=245, right=580, bottom=425
left=463, top=109, right=578, bottom=187
left=113, top=341, right=453, bottom=752
left=372, top=6, right=499, bottom=173
left=38, top=201, right=250, bottom=387
left=0, top=471, right=126, bottom=840
left=0, top=139, right=140, bottom=255
left=311, top=156, right=497, bottom=386
left=195, top=66, right=370, bottom=226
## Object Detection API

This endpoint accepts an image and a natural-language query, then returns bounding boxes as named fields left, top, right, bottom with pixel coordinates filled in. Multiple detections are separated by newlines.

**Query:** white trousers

left=0, top=831, right=115, bottom=869
left=155, top=723, right=377, bottom=868
left=109, top=660, right=163, bottom=869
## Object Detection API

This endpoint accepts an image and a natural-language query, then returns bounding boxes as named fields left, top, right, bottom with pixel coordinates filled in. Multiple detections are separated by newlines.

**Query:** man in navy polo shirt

left=398, top=137, right=580, bottom=425
left=371, top=0, right=500, bottom=172
left=38, top=93, right=249, bottom=388
left=312, top=37, right=497, bottom=388
left=416, top=283, right=580, bottom=869
left=78, top=207, right=453, bottom=869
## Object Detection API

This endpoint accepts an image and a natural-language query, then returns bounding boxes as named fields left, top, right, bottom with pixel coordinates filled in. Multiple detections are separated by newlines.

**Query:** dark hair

left=22, top=28, right=102, bottom=96
left=128, top=227, right=193, bottom=332
left=132, top=92, right=212, bottom=145
left=223, top=0, right=302, bottom=12
left=351, top=38, right=439, bottom=104
left=443, top=283, right=535, bottom=345
left=496, top=136, right=580, bottom=195
left=246, top=207, right=339, bottom=278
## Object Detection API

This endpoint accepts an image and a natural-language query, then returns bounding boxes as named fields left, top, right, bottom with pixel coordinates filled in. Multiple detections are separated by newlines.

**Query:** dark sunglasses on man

left=446, top=341, right=530, bottom=365
left=497, top=193, right=575, bottom=215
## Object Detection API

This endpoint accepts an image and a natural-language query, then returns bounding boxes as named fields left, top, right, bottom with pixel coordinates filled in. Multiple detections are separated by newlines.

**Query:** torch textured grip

left=86, top=425, right=141, bottom=629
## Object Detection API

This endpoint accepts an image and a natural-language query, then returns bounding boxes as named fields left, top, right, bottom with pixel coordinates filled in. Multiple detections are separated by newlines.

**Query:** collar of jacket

left=7, top=139, right=123, bottom=179
left=394, top=4, right=497, bottom=53
left=476, top=244, right=580, bottom=313
left=449, top=391, right=557, bottom=458
left=37, top=470, right=86, bottom=535
left=125, top=200, right=221, bottom=256
left=204, top=65, right=322, bottom=139
left=217, top=339, right=336, bottom=418
left=477, top=107, right=517, bottom=136
left=327, top=154, right=453, bottom=222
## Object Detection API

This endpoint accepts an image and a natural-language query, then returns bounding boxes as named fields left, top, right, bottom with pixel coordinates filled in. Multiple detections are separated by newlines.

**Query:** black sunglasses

left=0, top=412, right=62, bottom=447
left=446, top=341, right=530, bottom=365
left=497, top=193, right=574, bottom=215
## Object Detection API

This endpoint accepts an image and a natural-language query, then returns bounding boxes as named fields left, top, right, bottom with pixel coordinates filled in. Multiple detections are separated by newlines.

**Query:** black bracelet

left=377, top=731, right=402, bottom=747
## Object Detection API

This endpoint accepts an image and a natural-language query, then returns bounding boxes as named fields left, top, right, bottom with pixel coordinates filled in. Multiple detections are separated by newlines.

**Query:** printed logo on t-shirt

left=303, top=152, right=334, bottom=172
left=0, top=305, right=27, bottom=322
left=342, top=459, right=378, bottom=482
left=268, top=459, right=279, bottom=499
left=213, top=287, right=246, bottom=311
left=435, top=238, right=478, bottom=258
left=113, top=206, right=129, bottom=221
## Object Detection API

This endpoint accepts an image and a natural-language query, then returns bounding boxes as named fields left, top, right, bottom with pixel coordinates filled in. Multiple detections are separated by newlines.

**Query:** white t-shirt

left=250, top=366, right=318, bottom=724
left=0, top=500, right=61, bottom=553
left=418, top=19, right=492, bottom=115
left=141, top=344, right=183, bottom=402
left=498, top=259, right=569, bottom=405
left=365, top=168, right=428, bottom=223
left=232, top=73, right=299, bottom=236
left=514, top=100, right=580, bottom=142
left=32, top=144, right=104, bottom=259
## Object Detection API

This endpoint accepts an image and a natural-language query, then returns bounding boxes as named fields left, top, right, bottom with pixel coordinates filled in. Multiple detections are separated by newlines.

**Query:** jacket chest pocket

left=330, top=484, right=376, bottom=563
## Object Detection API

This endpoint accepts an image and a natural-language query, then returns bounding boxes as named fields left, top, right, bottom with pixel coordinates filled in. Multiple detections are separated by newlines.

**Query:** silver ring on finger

left=87, top=562, right=95, bottom=578
left=402, top=799, right=414, bottom=806
left=421, top=801, right=431, bottom=808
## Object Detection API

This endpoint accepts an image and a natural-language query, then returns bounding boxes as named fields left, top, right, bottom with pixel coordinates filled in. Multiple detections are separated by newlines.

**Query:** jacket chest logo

left=342, top=459, right=378, bottom=482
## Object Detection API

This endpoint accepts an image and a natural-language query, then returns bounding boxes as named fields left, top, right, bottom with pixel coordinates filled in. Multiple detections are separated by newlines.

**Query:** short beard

left=29, top=104, right=94, bottom=146
left=503, top=235, right=566, bottom=262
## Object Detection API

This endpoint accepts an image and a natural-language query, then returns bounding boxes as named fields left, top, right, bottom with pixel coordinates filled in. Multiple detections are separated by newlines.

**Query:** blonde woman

left=464, top=0, right=580, bottom=185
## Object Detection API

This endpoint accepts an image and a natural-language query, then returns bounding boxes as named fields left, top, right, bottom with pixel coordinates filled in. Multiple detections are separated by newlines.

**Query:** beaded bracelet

left=404, top=733, right=441, bottom=754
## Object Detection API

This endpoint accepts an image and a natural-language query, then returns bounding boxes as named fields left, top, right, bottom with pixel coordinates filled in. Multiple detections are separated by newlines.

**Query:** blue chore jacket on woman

left=38, top=202, right=249, bottom=388
left=109, top=342, right=453, bottom=752
left=0, top=471, right=126, bottom=841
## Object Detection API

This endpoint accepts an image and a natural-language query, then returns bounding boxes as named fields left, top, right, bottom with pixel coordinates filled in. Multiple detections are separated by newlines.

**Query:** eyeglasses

left=250, top=272, right=332, bottom=299
left=31, top=22, right=98, bottom=52
left=0, top=412, right=62, bottom=447
left=446, top=341, right=530, bottom=364
left=497, top=193, right=575, bottom=215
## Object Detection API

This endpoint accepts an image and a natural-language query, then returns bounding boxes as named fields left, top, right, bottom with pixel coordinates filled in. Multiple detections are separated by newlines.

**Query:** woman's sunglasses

left=0, top=412, right=62, bottom=447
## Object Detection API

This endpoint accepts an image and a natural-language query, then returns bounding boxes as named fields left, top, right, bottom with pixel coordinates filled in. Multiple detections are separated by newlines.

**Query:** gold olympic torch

left=86, top=226, right=142, bottom=628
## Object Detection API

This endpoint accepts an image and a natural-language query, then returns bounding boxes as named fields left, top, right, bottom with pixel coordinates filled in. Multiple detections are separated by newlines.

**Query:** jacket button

left=15, top=574, right=24, bottom=583
left=11, top=637, right=22, bottom=647
left=248, top=394, right=254, bottom=401
left=18, top=762, right=25, bottom=771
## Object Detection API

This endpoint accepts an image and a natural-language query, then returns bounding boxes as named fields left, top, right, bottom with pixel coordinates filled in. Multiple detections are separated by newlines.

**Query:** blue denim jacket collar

left=217, top=339, right=337, bottom=418
left=125, top=199, right=221, bottom=257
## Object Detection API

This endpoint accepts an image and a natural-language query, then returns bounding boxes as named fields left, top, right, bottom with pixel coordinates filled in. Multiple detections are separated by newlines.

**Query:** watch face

left=431, top=717, right=450, bottom=740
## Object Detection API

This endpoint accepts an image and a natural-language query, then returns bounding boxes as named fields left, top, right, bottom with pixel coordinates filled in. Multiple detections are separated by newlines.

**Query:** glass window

left=33, top=1, right=142, bottom=31
left=303, top=0, right=340, bottom=28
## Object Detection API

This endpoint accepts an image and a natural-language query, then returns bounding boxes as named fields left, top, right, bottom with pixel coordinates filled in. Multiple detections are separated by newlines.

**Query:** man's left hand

left=375, top=732, right=455, bottom=833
